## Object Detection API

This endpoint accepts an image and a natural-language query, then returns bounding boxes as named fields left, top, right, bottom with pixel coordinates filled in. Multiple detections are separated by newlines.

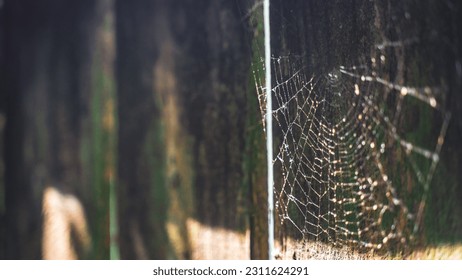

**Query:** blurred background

left=0, top=0, right=265, bottom=260
left=0, top=0, right=461, bottom=260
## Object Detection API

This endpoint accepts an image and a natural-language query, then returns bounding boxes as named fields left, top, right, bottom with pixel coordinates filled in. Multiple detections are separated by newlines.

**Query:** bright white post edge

left=264, top=0, right=274, bottom=260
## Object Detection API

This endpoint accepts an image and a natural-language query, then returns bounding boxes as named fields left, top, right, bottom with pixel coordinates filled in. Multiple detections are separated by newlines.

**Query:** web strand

left=255, top=52, right=450, bottom=252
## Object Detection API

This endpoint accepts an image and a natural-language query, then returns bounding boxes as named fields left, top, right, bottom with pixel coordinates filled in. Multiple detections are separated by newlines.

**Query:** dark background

left=0, top=0, right=461, bottom=259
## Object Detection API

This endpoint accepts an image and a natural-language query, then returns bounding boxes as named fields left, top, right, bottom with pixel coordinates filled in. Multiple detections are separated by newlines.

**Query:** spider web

left=254, top=47, right=451, bottom=251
